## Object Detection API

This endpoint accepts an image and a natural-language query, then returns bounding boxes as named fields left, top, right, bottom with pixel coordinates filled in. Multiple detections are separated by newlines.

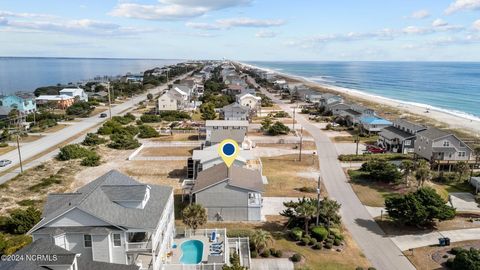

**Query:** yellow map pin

left=218, top=139, right=239, bottom=167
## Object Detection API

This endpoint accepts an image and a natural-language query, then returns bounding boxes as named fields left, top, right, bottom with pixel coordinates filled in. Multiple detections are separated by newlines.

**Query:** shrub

left=313, top=243, right=322, bottom=250
left=298, top=186, right=317, bottom=193
left=273, top=250, right=282, bottom=258
left=445, top=258, right=454, bottom=268
left=81, top=153, right=101, bottom=167
left=334, top=239, right=342, bottom=246
left=140, top=114, right=161, bottom=123
left=82, top=133, right=107, bottom=146
left=311, top=226, right=329, bottom=241
left=159, top=111, right=191, bottom=121
left=325, top=238, right=334, bottom=245
left=17, top=199, right=39, bottom=207
left=300, top=237, right=310, bottom=246
left=290, top=227, right=303, bottom=241
left=112, top=115, right=135, bottom=125
left=290, top=253, right=302, bottom=262
left=4, top=207, right=41, bottom=234
left=28, top=175, right=62, bottom=192
left=58, top=144, right=95, bottom=161
left=0, top=233, right=32, bottom=255
left=355, top=267, right=364, bottom=270
left=309, top=238, right=317, bottom=246
left=360, top=159, right=402, bottom=182
left=0, top=142, right=8, bottom=147
left=66, top=101, right=93, bottom=117
left=250, top=251, right=258, bottom=258
left=227, top=229, right=254, bottom=238
left=367, top=268, right=376, bottom=270
left=329, top=228, right=344, bottom=241
left=325, top=123, right=332, bottom=130
left=108, top=134, right=140, bottom=150
left=450, top=247, right=465, bottom=255
left=267, top=121, right=290, bottom=136
left=324, top=242, right=333, bottom=249
left=138, top=125, right=159, bottom=138
left=260, top=249, right=270, bottom=258
left=98, top=120, right=124, bottom=135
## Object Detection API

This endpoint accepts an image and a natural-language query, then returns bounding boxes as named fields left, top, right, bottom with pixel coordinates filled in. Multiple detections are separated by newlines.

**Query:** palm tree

left=250, top=229, right=273, bottom=253
left=182, top=204, right=207, bottom=234
left=295, top=199, right=317, bottom=234
left=317, top=198, right=341, bottom=227
left=454, top=161, right=470, bottom=182
left=415, top=160, right=431, bottom=189
left=400, top=160, right=415, bottom=187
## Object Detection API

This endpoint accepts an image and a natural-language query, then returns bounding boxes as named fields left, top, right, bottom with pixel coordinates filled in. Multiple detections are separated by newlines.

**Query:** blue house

left=0, top=92, right=37, bottom=116
left=360, top=116, right=392, bottom=134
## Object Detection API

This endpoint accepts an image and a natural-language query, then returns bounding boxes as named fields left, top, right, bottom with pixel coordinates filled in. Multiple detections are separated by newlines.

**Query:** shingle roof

left=393, top=118, right=426, bottom=133
left=378, top=126, right=415, bottom=141
left=205, top=120, right=249, bottom=127
left=343, top=108, right=362, bottom=116
left=222, top=102, right=250, bottom=112
left=30, top=170, right=173, bottom=233
left=360, top=116, right=392, bottom=125
left=417, top=127, right=451, bottom=140
left=192, top=163, right=264, bottom=193
left=33, top=226, right=116, bottom=236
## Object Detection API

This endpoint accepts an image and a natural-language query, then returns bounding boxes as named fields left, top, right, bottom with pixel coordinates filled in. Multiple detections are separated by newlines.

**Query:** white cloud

left=0, top=10, right=56, bottom=19
left=403, top=26, right=431, bottom=35
left=474, top=19, right=480, bottom=31
left=445, top=0, right=480, bottom=14
left=186, top=17, right=285, bottom=30
left=409, top=10, right=430, bottom=19
left=216, top=17, right=285, bottom=27
left=255, top=30, right=277, bottom=38
left=432, top=19, right=448, bottom=27
left=110, top=0, right=251, bottom=20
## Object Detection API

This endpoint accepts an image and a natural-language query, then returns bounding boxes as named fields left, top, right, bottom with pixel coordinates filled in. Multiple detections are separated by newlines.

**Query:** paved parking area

left=450, top=192, right=480, bottom=212
left=261, top=197, right=298, bottom=220
left=250, top=258, right=294, bottom=270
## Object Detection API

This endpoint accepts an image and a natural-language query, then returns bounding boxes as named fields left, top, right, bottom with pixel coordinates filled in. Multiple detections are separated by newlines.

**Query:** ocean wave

left=239, top=61, right=480, bottom=122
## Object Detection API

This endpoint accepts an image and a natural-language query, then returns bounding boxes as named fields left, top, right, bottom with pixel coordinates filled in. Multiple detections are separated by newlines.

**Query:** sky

left=1, top=0, right=480, bottom=61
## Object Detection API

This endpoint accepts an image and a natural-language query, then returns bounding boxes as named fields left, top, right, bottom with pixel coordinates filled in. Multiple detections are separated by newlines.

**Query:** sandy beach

left=241, top=62, right=480, bottom=137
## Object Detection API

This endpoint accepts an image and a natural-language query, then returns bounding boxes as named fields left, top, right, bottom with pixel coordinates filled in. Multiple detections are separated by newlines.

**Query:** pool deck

left=170, top=234, right=226, bottom=264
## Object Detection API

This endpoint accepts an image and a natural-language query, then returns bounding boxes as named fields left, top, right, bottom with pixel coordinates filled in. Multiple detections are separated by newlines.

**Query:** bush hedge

left=311, top=226, right=329, bottom=241
left=291, top=253, right=302, bottom=262
left=138, top=125, right=159, bottom=138
left=82, top=133, right=107, bottom=146
left=58, top=144, right=95, bottom=161
left=290, top=227, right=303, bottom=241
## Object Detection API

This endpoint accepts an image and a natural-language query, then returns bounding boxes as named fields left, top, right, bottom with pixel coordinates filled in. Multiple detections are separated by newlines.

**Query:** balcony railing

left=126, top=241, right=153, bottom=252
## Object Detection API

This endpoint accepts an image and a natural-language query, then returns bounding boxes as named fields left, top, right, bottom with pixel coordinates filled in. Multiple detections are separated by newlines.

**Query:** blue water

left=0, top=57, right=182, bottom=93
left=245, top=61, right=480, bottom=119
left=180, top=240, right=203, bottom=264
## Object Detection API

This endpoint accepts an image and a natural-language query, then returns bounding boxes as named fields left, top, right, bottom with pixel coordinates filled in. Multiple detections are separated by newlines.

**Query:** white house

left=237, top=93, right=261, bottom=110
left=60, top=87, right=89, bottom=102
left=205, top=120, right=249, bottom=145
left=157, top=91, right=181, bottom=111
left=28, top=170, right=175, bottom=270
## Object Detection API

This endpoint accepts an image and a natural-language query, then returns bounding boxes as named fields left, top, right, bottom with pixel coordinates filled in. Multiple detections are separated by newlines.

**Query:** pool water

left=180, top=240, right=203, bottom=264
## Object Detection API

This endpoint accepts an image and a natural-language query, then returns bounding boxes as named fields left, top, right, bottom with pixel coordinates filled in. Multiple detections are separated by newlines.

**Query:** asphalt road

left=0, top=74, right=189, bottom=184
left=251, top=77, right=416, bottom=270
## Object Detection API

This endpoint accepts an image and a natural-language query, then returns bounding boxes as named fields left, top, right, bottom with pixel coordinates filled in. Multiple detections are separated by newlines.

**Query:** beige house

left=157, top=91, right=180, bottom=111
left=237, top=93, right=261, bottom=110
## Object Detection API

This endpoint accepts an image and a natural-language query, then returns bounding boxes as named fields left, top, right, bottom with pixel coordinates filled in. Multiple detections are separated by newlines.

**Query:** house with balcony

left=191, top=163, right=265, bottom=221
left=205, top=120, right=248, bottom=146
left=359, top=116, right=392, bottom=134
left=0, top=92, right=37, bottom=116
left=60, top=87, right=89, bottom=102
left=378, top=119, right=427, bottom=153
left=414, top=127, right=473, bottom=163
left=157, top=91, right=182, bottom=111
left=236, top=92, right=261, bottom=110
left=220, top=102, right=251, bottom=121
left=27, top=170, right=175, bottom=270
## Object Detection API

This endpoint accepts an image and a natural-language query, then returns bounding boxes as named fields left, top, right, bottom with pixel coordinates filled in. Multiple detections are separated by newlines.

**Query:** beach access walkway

left=250, top=76, right=416, bottom=270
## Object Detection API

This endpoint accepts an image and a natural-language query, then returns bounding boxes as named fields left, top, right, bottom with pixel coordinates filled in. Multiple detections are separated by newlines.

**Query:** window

left=113, top=233, right=121, bottom=247
left=84, top=234, right=92, bottom=248
left=459, top=152, right=466, bottom=157
left=443, top=141, right=450, bottom=147
left=404, top=140, right=411, bottom=146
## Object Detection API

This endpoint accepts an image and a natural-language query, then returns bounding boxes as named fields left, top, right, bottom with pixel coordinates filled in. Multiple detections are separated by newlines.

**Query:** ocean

left=245, top=61, right=480, bottom=120
left=0, top=57, right=181, bottom=94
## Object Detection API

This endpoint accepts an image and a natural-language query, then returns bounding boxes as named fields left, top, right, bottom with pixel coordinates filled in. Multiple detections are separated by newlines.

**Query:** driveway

left=254, top=79, right=416, bottom=270
left=250, top=258, right=294, bottom=270
left=450, top=192, right=480, bottom=212
left=261, top=197, right=298, bottom=220
left=334, top=142, right=367, bottom=155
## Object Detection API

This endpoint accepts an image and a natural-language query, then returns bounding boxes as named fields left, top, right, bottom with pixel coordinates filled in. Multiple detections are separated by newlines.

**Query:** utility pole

left=292, top=106, right=296, bottom=133
left=355, top=127, right=360, bottom=156
left=107, top=82, right=112, bottom=120
left=16, top=134, right=23, bottom=173
left=298, top=127, right=303, bottom=161
left=316, top=174, right=322, bottom=226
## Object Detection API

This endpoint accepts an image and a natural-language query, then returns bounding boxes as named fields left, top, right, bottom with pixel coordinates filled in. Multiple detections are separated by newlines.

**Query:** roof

left=192, top=144, right=254, bottom=163
left=378, top=126, right=415, bottom=141
left=343, top=108, right=362, bottom=116
left=417, top=127, right=451, bottom=140
left=0, top=106, right=12, bottom=116
left=33, top=226, right=117, bottom=236
left=30, top=170, right=173, bottom=233
left=222, top=102, right=250, bottom=112
left=205, top=120, right=249, bottom=127
left=60, top=87, right=83, bottom=93
left=393, top=118, right=426, bottom=133
left=192, top=163, right=264, bottom=193
left=36, top=94, right=74, bottom=101
left=360, top=116, right=392, bottom=125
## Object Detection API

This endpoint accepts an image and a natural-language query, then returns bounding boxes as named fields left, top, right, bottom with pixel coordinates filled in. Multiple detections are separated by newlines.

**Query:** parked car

left=366, top=145, right=386, bottom=154
left=0, top=159, right=12, bottom=167
left=100, top=113, right=108, bottom=118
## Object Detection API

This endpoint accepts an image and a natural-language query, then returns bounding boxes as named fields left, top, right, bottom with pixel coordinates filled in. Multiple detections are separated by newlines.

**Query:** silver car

left=0, top=159, right=12, bottom=167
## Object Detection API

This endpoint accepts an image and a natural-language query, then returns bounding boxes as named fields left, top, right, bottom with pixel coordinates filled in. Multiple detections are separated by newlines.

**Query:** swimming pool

left=180, top=240, right=203, bottom=264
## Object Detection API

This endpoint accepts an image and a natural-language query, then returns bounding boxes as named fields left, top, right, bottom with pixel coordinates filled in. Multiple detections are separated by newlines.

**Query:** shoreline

left=240, top=62, right=480, bottom=136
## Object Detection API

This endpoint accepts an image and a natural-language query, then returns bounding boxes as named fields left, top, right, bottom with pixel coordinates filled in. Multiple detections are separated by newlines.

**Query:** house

left=170, top=84, right=191, bottom=102
left=221, top=102, right=250, bottom=121
left=414, top=127, right=473, bottom=163
left=326, top=102, right=351, bottom=115
left=274, top=79, right=288, bottom=89
left=319, top=93, right=344, bottom=107
left=205, top=120, right=248, bottom=146
left=0, top=92, right=37, bottom=115
left=378, top=119, right=427, bottom=153
left=125, top=74, right=144, bottom=83
left=157, top=91, right=181, bottom=111
left=87, top=91, right=108, bottom=101
left=188, top=143, right=256, bottom=179
left=60, top=87, right=89, bottom=102
left=0, top=238, right=139, bottom=270
left=225, top=84, right=244, bottom=95
left=339, top=104, right=375, bottom=124
left=36, top=94, right=76, bottom=109
left=191, top=163, right=264, bottom=221
left=359, top=116, right=392, bottom=134
left=27, top=170, right=175, bottom=270
left=237, top=93, right=261, bottom=110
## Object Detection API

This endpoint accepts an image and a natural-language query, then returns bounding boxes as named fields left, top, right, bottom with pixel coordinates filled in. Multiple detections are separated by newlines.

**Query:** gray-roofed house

left=414, top=127, right=473, bottom=163
left=191, top=164, right=264, bottom=221
left=325, top=102, right=351, bottom=116
left=205, top=120, right=248, bottom=146
left=378, top=119, right=427, bottom=153
left=27, top=170, right=175, bottom=270
left=221, top=102, right=251, bottom=121
left=0, top=238, right=139, bottom=270
left=318, top=93, right=344, bottom=107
